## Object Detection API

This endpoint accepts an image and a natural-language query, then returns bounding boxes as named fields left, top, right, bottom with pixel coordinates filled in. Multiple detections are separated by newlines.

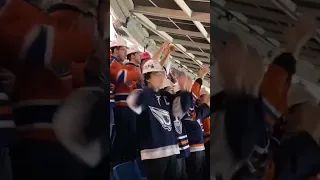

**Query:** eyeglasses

left=118, top=47, right=127, bottom=51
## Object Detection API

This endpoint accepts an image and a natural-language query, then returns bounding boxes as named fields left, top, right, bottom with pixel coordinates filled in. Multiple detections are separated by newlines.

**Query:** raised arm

left=172, top=78, right=193, bottom=120
left=159, top=44, right=174, bottom=67
left=152, top=40, right=170, bottom=60
left=261, top=14, right=316, bottom=126
left=127, top=89, right=147, bottom=115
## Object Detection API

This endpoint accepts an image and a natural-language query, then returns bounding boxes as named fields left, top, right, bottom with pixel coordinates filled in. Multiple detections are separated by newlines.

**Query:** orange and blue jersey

left=180, top=78, right=206, bottom=153
left=0, top=0, right=94, bottom=71
left=183, top=103, right=210, bottom=153
left=0, top=0, right=94, bottom=141
left=261, top=52, right=296, bottom=180
left=124, top=62, right=142, bottom=89
left=110, top=56, right=139, bottom=106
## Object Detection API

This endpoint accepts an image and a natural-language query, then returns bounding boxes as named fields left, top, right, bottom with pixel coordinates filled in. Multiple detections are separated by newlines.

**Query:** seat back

left=113, top=161, right=141, bottom=180
left=134, top=158, right=146, bottom=178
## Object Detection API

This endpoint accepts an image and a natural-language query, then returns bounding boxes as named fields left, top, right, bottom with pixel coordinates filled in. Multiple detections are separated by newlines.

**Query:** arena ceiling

left=212, top=0, right=320, bottom=101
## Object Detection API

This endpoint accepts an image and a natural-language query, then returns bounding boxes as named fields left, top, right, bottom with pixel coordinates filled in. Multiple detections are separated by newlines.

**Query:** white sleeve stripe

left=116, top=69, right=124, bottom=82
left=123, top=69, right=127, bottom=83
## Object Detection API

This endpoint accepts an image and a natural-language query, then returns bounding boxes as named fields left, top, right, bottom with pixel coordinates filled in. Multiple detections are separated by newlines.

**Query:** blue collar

left=110, top=56, right=119, bottom=62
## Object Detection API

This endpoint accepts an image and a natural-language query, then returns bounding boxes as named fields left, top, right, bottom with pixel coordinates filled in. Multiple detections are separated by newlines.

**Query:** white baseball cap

left=142, top=60, right=164, bottom=74
left=162, top=78, right=174, bottom=89
left=110, top=37, right=128, bottom=48
left=127, top=46, right=141, bottom=55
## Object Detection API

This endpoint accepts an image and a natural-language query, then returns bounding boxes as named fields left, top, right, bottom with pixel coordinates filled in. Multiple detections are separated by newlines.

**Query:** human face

left=134, top=52, right=141, bottom=64
left=115, top=46, right=127, bottom=61
left=148, top=72, right=165, bottom=90
left=130, top=52, right=141, bottom=64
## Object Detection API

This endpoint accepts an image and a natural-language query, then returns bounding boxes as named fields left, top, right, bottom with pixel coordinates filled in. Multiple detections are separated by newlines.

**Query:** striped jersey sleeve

left=0, top=0, right=93, bottom=70
left=110, top=60, right=139, bottom=84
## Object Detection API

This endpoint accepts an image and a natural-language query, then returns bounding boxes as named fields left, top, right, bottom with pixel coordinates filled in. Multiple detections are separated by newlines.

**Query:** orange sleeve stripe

left=190, top=144, right=204, bottom=148
left=179, top=140, right=189, bottom=146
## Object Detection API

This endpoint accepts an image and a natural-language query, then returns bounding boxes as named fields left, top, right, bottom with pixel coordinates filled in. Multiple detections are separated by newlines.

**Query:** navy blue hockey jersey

left=127, top=88, right=192, bottom=160
left=183, top=103, right=210, bottom=152
left=166, top=90, right=191, bottom=158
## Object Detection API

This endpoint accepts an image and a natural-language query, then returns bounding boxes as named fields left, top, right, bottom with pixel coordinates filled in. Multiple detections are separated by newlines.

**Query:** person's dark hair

left=110, top=46, right=120, bottom=53
left=127, top=53, right=135, bottom=61
left=143, top=72, right=152, bottom=85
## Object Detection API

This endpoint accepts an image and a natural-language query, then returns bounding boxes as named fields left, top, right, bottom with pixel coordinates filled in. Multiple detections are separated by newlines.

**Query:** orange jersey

left=0, top=0, right=93, bottom=71
left=261, top=64, right=290, bottom=126
left=0, top=0, right=94, bottom=141
left=262, top=54, right=295, bottom=180
left=124, top=62, right=141, bottom=89
left=184, top=78, right=205, bottom=152
left=48, top=3, right=97, bottom=90
left=110, top=56, right=139, bottom=106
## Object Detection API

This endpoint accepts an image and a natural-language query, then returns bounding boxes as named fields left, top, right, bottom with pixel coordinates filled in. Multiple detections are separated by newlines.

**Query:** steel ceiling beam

left=131, top=6, right=210, bottom=23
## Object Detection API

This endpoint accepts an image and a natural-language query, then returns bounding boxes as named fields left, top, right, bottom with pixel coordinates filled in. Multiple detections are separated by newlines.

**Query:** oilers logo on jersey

left=174, top=119, right=182, bottom=134
left=149, top=106, right=172, bottom=131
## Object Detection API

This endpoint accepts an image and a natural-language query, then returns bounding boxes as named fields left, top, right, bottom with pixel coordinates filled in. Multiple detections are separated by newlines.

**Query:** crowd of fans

left=110, top=36, right=211, bottom=180
left=0, top=0, right=211, bottom=180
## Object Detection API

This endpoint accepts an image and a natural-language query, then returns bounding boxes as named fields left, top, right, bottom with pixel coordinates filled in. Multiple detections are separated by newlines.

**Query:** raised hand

left=215, top=34, right=248, bottom=93
left=168, top=44, right=175, bottom=52
left=284, top=14, right=316, bottom=56
left=181, top=76, right=193, bottom=92
left=162, top=40, right=171, bottom=49
left=199, top=64, right=209, bottom=79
